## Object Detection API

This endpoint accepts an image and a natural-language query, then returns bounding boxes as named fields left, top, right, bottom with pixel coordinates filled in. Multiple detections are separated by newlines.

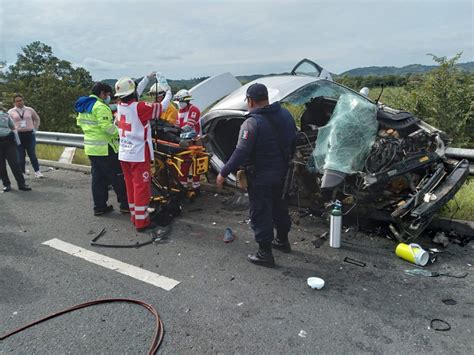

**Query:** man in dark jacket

left=0, top=103, right=31, bottom=192
left=216, top=83, right=297, bottom=267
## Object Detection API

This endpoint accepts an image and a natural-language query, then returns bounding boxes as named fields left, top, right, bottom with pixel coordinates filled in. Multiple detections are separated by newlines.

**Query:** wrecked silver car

left=197, top=59, right=470, bottom=241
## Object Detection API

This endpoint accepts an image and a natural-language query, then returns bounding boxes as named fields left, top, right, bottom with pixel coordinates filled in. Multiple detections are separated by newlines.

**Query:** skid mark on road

left=42, top=238, right=180, bottom=291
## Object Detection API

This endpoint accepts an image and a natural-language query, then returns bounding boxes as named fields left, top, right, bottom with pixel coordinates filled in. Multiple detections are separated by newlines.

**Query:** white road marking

left=42, top=238, right=180, bottom=291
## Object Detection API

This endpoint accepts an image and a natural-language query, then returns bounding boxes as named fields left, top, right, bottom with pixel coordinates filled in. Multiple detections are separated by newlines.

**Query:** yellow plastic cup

left=395, top=243, right=429, bottom=266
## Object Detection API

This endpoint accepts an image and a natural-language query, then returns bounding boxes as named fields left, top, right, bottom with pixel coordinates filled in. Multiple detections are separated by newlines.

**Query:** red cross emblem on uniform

left=118, top=115, right=131, bottom=137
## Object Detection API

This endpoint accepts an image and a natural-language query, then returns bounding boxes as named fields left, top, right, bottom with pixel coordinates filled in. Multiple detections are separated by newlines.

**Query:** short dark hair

left=13, top=94, right=23, bottom=102
left=92, top=82, right=113, bottom=97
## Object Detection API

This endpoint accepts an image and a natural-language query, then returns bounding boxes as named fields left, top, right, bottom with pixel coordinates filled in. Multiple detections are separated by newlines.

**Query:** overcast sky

left=1, top=0, right=472, bottom=80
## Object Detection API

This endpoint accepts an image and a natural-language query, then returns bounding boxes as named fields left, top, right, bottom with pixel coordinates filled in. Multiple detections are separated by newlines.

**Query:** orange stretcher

left=151, top=138, right=210, bottom=201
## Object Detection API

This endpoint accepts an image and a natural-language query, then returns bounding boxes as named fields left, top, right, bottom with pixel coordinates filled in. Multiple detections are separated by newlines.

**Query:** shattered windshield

left=281, top=80, right=368, bottom=127
left=307, top=93, right=378, bottom=174
left=279, top=79, right=378, bottom=174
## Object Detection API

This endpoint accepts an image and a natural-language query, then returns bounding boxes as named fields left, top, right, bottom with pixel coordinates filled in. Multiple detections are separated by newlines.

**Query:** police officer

left=216, top=83, right=297, bottom=267
left=75, top=82, right=129, bottom=216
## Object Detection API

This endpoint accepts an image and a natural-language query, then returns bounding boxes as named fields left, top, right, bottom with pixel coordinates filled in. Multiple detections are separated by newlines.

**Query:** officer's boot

left=247, top=242, right=275, bottom=268
left=272, top=232, right=291, bottom=253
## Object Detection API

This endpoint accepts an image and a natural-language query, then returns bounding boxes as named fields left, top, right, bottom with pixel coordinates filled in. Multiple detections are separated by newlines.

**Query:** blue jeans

left=17, top=131, right=40, bottom=173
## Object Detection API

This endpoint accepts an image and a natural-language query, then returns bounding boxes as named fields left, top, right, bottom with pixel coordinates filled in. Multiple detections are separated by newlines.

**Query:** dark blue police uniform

left=220, top=86, right=297, bottom=266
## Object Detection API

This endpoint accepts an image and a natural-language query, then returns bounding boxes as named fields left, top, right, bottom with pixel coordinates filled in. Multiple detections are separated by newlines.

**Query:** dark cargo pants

left=88, top=146, right=128, bottom=212
left=0, top=135, right=26, bottom=188
left=247, top=180, right=292, bottom=245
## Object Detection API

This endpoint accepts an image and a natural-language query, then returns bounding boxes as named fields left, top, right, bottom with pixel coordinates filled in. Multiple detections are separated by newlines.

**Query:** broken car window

left=307, top=93, right=378, bottom=174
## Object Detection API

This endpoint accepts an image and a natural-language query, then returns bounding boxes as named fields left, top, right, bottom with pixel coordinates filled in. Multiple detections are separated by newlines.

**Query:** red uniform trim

left=137, top=101, right=162, bottom=126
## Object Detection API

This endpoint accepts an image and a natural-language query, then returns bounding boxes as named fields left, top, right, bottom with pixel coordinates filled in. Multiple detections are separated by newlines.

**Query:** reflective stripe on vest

left=78, top=119, right=98, bottom=126
left=84, top=139, right=108, bottom=146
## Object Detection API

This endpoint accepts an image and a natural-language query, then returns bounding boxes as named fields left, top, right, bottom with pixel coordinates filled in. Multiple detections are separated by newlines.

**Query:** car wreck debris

left=343, top=257, right=366, bottom=267
left=395, top=243, right=429, bottom=266
left=430, top=319, right=451, bottom=331
left=223, top=227, right=234, bottom=243
left=404, top=269, right=468, bottom=278
left=200, top=59, right=470, bottom=242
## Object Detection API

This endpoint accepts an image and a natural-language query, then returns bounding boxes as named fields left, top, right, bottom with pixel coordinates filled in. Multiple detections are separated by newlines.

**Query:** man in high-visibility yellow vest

left=75, top=82, right=129, bottom=216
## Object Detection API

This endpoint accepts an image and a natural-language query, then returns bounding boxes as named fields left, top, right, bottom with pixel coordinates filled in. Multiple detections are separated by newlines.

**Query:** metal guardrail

left=445, top=147, right=474, bottom=161
left=36, top=130, right=473, bottom=174
left=36, top=131, right=84, bottom=149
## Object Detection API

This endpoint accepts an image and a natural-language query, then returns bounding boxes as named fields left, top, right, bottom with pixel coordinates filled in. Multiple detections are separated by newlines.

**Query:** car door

left=291, top=58, right=333, bottom=81
left=189, top=72, right=242, bottom=113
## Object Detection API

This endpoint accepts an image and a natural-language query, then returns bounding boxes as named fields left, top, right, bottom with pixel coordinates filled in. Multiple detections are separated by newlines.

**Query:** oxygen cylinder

left=329, top=200, right=342, bottom=248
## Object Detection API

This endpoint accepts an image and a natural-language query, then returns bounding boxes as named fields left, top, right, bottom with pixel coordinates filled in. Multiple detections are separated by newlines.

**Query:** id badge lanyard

left=17, top=109, right=27, bottom=128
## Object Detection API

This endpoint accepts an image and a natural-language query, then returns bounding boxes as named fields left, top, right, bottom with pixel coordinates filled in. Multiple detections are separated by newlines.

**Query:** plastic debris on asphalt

left=432, top=231, right=449, bottom=247
left=442, top=298, right=457, bottom=305
left=307, top=277, right=325, bottom=289
left=298, top=330, right=308, bottom=338
left=430, top=319, right=451, bottom=331
left=223, top=227, right=234, bottom=243
left=405, top=269, right=469, bottom=278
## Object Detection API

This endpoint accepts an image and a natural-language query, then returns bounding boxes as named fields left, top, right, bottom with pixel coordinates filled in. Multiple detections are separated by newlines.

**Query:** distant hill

left=102, top=77, right=209, bottom=92
left=340, top=62, right=474, bottom=77
left=102, top=73, right=291, bottom=92
left=100, top=63, right=473, bottom=92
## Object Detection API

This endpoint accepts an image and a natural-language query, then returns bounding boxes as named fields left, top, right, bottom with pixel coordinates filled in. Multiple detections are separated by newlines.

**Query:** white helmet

left=149, top=82, right=170, bottom=96
left=115, top=77, right=136, bottom=98
left=173, top=89, right=192, bottom=102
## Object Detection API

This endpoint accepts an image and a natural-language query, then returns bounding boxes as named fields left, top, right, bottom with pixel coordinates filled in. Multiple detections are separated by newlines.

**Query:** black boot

left=247, top=242, right=275, bottom=268
left=272, top=233, right=291, bottom=253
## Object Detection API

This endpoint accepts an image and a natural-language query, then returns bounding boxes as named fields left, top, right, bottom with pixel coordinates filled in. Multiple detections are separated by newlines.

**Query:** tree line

left=0, top=42, right=472, bottom=147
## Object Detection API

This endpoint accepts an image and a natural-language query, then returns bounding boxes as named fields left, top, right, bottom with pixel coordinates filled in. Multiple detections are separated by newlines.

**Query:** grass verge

left=439, top=178, right=474, bottom=221
left=36, top=144, right=90, bottom=166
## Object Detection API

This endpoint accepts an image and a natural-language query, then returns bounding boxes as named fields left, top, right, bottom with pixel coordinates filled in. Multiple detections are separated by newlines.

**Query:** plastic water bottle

left=329, top=200, right=342, bottom=248
left=156, top=72, right=169, bottom=90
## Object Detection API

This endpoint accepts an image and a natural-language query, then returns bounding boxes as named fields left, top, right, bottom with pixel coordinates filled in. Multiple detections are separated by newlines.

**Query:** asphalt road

left=1, top=167, right=473, bottom=354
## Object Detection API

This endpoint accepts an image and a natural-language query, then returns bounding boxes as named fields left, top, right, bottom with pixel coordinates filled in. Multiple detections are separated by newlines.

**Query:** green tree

left=405, top=53, right=474, bottom=147
left=336, top=53, right=474, bottom=147
left=3, top=41, right=94, bottom=132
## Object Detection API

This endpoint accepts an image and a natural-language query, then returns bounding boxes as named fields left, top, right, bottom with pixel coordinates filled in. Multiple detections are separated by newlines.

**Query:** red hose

left=0, top=298, right=164, bottom=355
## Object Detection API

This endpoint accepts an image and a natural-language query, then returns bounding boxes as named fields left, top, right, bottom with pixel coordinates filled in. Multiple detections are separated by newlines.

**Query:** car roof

left=209, top=75, right=319, bottom=112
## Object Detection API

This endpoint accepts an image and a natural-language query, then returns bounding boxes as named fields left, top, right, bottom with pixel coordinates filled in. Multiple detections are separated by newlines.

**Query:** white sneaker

left=34, top=171, right=44, bottom=178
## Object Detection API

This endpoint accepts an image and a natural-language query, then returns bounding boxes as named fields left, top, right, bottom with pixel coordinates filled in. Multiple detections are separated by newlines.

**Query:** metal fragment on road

left=343, top=257, right=366, bottom=267
left=442, top=298, right=457, bottom=305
